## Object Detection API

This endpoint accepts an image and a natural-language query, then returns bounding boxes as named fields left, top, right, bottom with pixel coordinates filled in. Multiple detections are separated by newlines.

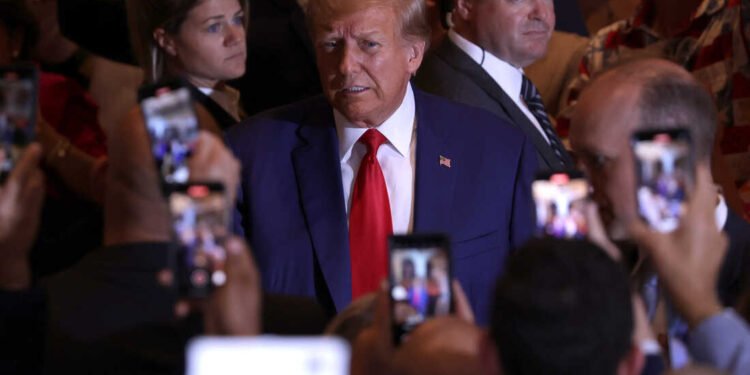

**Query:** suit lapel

left=291, top=107, right=351, bottom=312
left=412, top=91, right=458, bottom=233
left=434, top=39, right=565, bottom=170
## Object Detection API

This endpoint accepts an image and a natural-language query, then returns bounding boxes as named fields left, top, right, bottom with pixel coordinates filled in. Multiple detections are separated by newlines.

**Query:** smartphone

left=0, top=64, right=38, bottom=182
left=632, top=129, right=694, bottom=233
left=532, top=171, right=589, bottom=239
left=169, top=183, right=229, bottom=298
left=389, top=234, right=452, bottom=344
left=186, top=336, right=350, bottom=375
left=138, top=80, right=198, bottom=187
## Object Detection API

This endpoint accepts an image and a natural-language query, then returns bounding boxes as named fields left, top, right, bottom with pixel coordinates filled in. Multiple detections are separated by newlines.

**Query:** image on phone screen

left=532, top=171, right=589, bottom=239
left=169, top=183, right=229, bottom=298
left=390, top=235, right=452, bottom=343
left=632, top=130, right=693, bottom=233
left=0, top=64, right=37, bottom=181
left=140, top=85, right=198, bottom=185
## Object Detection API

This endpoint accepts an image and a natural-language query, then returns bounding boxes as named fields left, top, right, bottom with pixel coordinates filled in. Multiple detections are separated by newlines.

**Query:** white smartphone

left=186, top=336, right=350, bottom=375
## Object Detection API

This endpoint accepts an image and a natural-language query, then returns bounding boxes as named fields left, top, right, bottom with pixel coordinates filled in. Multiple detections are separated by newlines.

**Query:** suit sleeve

left=688, top=309, right=750, bottom=374
left=509, top=136, right=537, bottom=251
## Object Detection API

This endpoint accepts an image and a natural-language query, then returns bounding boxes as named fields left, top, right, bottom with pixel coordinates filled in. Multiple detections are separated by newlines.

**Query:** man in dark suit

left=414, top=0, right=573, bottom=172
left=569, top=59, right=750, bottom=366
left=227, top=0, right=537, bottom=325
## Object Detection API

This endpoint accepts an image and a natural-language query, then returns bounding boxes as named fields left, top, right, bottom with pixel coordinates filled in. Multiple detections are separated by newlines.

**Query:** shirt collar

left=335, top=83, right=416, bottom=162
left=716, top=192, right=728, bottom=229
left=448, top=30, right=525, bottom=100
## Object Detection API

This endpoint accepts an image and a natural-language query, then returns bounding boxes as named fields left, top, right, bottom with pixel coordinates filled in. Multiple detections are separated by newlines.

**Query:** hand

left=351, top=288, right=395, bottom=375
left=452, top=280, right=475, bottom=324
left=628, top=164, right=726, bottom=328
left=202, top=237, right=261, bottom=335
left=585, top=200, right=622, bottom=261
left=103, top=106, right=170, bottom=245
left=161, top=237, right=262, bottom=336
left=350, top=279, right=475, bottom=375
left=0, top=144, right=45, bottom=290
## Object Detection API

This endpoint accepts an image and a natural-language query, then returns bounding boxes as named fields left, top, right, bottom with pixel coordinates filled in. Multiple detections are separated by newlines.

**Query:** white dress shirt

left=448, top=30, right=550, bottom=144
left=336, top=83, right=417, bottom=234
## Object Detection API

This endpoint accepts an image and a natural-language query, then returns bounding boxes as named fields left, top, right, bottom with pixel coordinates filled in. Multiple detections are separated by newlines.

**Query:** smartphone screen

left=0, top=64, right=38, bottom=182
left=632, top=129, right=694, bottom=233
left=169, top=183, right=229, bottom=298
left=389, top=234, right=452, bottom=344
left=532, top=171, right=589, bottom=239
left=139, top=80, right=198, bottom=186
left=187, top=336, right=350, bottom=375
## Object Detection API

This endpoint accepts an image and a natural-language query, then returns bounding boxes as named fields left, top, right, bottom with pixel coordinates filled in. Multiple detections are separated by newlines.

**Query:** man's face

left=313, top=5, right=425, bottom=127
left=570, top=78, right=641, bottom=240
left=470, top=0, right=554, bottom=68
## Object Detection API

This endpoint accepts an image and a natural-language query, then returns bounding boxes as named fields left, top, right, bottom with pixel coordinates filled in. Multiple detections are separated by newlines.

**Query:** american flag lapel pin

left=439, top=155, right=451, bottom=168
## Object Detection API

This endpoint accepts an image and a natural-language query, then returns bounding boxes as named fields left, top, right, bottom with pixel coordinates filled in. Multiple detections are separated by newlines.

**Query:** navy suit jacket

left=226, top=90, right=537, bottom=324
left=414, top=38, right=574, bottom=172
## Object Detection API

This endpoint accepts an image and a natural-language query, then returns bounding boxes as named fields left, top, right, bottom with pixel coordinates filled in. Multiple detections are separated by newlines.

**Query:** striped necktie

left=520, top=75, right=569, bottom=167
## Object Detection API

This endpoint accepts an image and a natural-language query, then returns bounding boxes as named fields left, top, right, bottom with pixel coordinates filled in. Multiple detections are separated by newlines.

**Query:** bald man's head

left=393, top=317, right=487, bottom=375
left=570, top=58, right=717, bottom=239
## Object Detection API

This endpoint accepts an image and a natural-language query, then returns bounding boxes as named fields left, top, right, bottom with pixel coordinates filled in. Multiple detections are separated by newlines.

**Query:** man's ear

left=153, top=28, right=178, bottom=57
left=478, top=332, right=503, bottom=375
left=453, top=0, right=474, bottom=21
left=616, top=345, right=645, bottom=375
left=406, top=40, right=426, bottom=76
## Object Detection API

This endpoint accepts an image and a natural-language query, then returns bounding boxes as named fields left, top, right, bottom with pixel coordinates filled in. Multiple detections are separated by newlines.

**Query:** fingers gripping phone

left=169, top=183, right=229, bottom=298
left=631, top=129, right=694, bottom=233
left=389, top=234, right=453, bottom=344
left=532, top=171, right=590, bottom=239
left=0, top=64, right=38, bottom=182
left=138, top=80, right=199, bottom=188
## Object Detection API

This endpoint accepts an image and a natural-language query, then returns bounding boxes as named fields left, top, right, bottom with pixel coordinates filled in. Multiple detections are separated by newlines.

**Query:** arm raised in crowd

left=630, top=164, right=750, bottom=374
left=0, top=144, right=45, bottom=290
left=0, top=144, right=46, bottom=374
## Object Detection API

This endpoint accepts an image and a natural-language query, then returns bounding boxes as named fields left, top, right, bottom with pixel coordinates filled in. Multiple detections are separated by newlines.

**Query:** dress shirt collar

left=716, top=192, right=728, bottom=229
left=335, top=83, right=416, bottom=162
left=448, top=29, right=525, bottom=99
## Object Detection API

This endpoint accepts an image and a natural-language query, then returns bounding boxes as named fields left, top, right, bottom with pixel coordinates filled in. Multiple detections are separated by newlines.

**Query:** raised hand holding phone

left=389, top=234, right=453, bottom=344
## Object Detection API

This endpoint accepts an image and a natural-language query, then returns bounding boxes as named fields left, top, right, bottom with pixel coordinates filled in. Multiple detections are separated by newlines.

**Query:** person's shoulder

left=415, top=89, right=524, bottom=140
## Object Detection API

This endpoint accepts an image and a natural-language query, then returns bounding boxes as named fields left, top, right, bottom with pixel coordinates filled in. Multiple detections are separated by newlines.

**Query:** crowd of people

left=1, top=0, right=750, bottom=374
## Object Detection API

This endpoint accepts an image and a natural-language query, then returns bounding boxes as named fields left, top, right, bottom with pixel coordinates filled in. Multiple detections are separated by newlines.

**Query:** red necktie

left=349, top=129, right=392, bottom=299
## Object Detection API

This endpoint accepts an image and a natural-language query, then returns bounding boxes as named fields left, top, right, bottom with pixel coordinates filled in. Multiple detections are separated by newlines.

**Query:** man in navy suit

left=227, top=0, right=537, bottom=324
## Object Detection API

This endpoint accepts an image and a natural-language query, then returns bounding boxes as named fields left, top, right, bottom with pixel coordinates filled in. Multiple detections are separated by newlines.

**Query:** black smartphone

left=0, top=63, right=38, bottom=182
left=138, top=79, right=199, bottom=188
left=169, top=183, right=229, bottom=299
left=631, top=129, right=694, bottom=233
left=389, top=234, right=452, bottom=344
left=532, top=171, right=589, bottom=239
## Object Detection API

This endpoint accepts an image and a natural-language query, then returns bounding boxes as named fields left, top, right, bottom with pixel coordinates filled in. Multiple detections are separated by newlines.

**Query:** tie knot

left=358, top=129, right=387, bottom=155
